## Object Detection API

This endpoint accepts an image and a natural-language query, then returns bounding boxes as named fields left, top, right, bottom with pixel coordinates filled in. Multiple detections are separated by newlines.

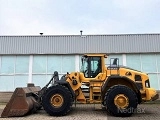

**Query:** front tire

left=104, top=85, right=138, bottom=117
left=42, top=85, right=73, bottom=116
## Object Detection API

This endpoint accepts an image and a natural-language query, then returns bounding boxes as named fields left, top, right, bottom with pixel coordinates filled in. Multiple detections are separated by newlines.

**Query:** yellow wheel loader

left=1, top=54, right=159, bottom=117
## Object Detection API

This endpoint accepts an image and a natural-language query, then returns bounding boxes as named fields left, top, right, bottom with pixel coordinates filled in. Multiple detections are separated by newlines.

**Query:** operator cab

left=81, top=55, right=102, bottom=78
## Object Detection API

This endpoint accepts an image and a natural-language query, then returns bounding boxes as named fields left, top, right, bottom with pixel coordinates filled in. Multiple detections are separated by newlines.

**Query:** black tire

left=106, top=108, right=113, bottom=116
left=104, top=85, right=138, bottom=117
left=42, top=85, right=73, bottom=116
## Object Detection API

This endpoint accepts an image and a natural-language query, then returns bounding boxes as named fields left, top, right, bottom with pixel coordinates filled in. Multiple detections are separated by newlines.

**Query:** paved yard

left=0, top=104, right=160, bottom=120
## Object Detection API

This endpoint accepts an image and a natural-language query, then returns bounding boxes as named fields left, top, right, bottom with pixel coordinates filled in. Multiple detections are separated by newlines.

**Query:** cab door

left=84, top=57, right=102, bottom=78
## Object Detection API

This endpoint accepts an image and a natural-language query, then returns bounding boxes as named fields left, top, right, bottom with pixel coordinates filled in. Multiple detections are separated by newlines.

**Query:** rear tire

left=104, top=85, right=138, bottom=117
left=42, top=85, right=73, bottom=116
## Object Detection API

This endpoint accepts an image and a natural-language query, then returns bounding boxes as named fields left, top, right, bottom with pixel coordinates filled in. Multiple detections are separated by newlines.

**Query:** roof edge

left=1, top=33, right=160, bottom=37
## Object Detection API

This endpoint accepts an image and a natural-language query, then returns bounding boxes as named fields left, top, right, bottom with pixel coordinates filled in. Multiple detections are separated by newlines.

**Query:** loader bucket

left=1, top=86, right=41, bottom=118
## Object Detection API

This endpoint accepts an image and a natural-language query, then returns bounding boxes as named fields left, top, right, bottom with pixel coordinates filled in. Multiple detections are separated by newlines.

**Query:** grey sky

left=0, top=0, right=160, bottom=35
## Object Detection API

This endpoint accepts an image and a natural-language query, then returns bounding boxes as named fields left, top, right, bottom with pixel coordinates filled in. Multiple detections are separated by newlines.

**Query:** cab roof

left=83, top=54, right=107, bottom=57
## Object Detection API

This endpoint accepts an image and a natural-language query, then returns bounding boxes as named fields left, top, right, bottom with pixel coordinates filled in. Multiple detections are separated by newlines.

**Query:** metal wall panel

left=0, top=34, right=160, bottom=54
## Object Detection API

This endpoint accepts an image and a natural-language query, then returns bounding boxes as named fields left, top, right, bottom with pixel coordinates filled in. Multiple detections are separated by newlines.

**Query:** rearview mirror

left=113, top=58, right=118, bottom=65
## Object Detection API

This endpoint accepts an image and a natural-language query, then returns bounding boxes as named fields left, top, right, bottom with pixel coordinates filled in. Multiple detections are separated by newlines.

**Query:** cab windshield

left=80, top=56, right=88, bottom=73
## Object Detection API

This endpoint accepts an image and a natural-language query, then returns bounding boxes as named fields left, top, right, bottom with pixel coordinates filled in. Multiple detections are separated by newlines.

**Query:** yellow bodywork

left=66, top=54, right=158, bottom=104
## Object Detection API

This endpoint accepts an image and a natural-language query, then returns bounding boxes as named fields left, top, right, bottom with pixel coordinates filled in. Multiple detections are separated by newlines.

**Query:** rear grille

left=135, top=75, right=142, bottom=81
left=135, top=75, right=143, bottom=90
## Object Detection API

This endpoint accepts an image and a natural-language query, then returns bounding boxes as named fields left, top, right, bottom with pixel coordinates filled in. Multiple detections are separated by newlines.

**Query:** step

left=93, top=94, right=101, bottom=97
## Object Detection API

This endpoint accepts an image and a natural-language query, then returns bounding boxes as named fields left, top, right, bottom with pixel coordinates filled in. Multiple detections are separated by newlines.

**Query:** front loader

left=1, top=54, right=159, bottom=117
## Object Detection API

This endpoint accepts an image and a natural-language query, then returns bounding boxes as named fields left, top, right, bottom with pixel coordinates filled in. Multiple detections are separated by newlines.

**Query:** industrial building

left=0, top=33, right=160, bottom=91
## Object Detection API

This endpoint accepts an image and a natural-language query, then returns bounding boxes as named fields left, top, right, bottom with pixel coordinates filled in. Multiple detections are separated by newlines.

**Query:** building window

left=1, top=56, right=15, bottom=74
left=126, top=53, right=160, bottom=90
left=126, top=54, right=141, bottom=71
left=0, top=55, right=29, bottom=91
left=16, top=56, right=29, bottom=73
left=32, top=55, right=75, bottom=88
left=33, top=55, right=47, bottom=73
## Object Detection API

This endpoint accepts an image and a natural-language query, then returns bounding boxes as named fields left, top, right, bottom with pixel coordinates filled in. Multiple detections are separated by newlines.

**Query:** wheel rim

left=114, top=94, right=129, bottom=109
left=50, top=94, right=64, bottom=108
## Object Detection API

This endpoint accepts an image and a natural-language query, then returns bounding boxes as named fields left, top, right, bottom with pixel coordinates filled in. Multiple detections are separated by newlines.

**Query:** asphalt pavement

left=0, top=103, right=160, bottom=120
